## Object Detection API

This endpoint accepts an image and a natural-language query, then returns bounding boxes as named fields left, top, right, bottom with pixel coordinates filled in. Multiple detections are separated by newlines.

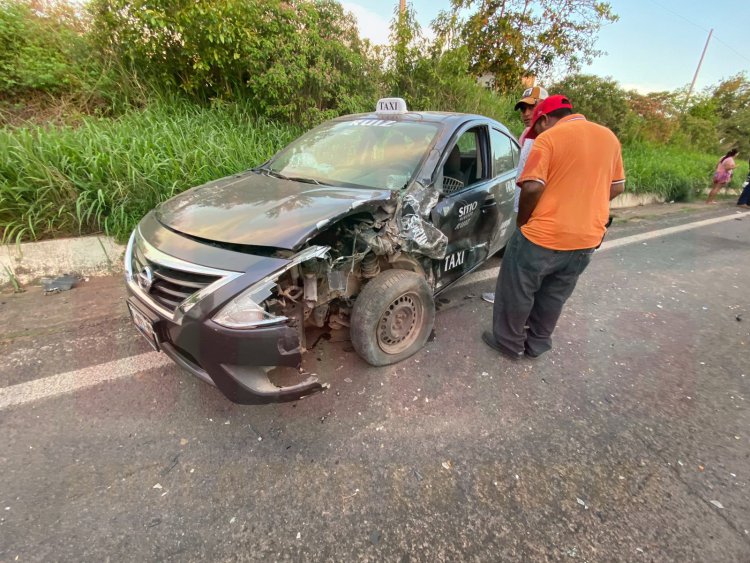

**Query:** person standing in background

left=706, top=148, right=738, bottom=204
left=482, top=85, right=548, bottom=305
left=736, top=158, right=750, bottom=208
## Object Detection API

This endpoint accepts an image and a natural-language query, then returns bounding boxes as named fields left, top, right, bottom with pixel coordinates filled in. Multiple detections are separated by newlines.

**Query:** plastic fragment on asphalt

left=296, top=532, right=301, bottom=539
left=710, top=500, right=724, bottom=509
left=441, top=461, right=452, bottom=471
left=41, top=275, right=78, bottom=295
left=576, top=498, right=588, bottom=509
left=153, top=483, right=162, bottom=489
left=230, top=517, right=236, bottom=524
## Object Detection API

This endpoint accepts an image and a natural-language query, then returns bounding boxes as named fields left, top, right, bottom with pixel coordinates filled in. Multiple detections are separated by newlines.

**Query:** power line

left=646, top=0, right=750, bottom=65
left=712, top=36, right=750, bottom=65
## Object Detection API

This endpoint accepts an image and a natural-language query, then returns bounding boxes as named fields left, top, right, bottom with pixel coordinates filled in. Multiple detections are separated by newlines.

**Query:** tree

left=709, top=74, right=750, bottom=155
left=550, top=74, right=635, bottom=138
left=433, top=0, right=617, bottom=92
left=89, top=0, right=380, bottom=124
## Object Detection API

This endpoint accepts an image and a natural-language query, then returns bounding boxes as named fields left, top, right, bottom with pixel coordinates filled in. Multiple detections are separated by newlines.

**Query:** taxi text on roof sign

left=376, top=97, right=408, bottom=114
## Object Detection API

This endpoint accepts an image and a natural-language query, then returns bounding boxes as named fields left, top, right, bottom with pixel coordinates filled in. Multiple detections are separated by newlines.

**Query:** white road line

left=454, top=210, right=750, bottom=289
left=0, top=352, right=172, bottom=410
left=2, top=209, right=748, bottom=410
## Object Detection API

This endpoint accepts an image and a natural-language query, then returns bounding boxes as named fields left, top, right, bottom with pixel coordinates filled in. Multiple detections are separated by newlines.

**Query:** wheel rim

left=376, top=292, right=424, bottom=355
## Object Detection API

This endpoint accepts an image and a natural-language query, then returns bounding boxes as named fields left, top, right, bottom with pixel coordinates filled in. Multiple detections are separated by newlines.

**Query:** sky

left=342, top=0, right=750, bottom=94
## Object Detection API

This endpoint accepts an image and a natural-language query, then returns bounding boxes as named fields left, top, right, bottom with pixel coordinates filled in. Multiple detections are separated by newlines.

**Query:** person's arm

left=610, top=180, right=625, bottom=200
left=517, top=180, right=545, bottom=227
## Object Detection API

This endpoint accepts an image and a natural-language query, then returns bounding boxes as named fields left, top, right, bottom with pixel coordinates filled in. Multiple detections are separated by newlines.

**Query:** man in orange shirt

left=482, top=95, right=625, bottom=360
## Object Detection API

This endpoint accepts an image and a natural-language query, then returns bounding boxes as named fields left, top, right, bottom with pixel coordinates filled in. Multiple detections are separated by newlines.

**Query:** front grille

left=132, top=244, right=221, bottom=313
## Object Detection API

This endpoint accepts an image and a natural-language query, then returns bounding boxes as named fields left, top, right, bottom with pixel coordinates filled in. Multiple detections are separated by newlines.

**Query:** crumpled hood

left=155, top=171, right=394, bottom=250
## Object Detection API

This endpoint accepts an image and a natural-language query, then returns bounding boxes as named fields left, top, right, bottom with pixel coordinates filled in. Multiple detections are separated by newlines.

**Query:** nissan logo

left=137, top=266, right=154, bottom=292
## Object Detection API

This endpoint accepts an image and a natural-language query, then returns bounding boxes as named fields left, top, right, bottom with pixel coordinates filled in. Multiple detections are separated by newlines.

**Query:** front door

left=431, top=124, right=501, bottom=289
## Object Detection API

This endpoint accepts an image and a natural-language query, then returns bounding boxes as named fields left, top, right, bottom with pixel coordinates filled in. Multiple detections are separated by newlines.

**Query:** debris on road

left=710, top=500, right=724, bottom=509
left=152, top=483, right=163, bottom=490
left=441, top=460, right=452, bottom=471
left=576, top=497, right=588, bottom=509
left=42, top=275, right=78, bottom=295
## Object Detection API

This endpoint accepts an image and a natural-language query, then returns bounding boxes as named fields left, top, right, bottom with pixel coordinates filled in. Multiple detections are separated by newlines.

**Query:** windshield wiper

left=258, top=167, right=290, bottom=181
left=287, top=176, right=323, bottom=186
left=258, top=167, right=328, bottom=186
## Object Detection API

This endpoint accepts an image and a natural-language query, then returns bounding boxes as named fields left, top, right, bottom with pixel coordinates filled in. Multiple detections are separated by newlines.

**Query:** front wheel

left=350, top=269, right=435, bottom=366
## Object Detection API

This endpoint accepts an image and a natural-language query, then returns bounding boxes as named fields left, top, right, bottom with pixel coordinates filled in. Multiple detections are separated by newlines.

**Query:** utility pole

left=684, top=28, right=713, bottom=111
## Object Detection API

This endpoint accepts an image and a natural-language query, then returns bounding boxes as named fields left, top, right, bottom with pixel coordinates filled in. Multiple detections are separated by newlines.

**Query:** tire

left=350, top=269, right=435, bottom=366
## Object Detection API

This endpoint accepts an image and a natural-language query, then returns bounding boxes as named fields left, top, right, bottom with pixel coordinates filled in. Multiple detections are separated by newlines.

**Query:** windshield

left=265, top=119, right=440, bottom=190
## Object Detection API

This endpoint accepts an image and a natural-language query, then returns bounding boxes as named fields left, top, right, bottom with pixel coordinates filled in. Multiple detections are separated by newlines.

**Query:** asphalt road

left=1, top=203, right=749, bottom=561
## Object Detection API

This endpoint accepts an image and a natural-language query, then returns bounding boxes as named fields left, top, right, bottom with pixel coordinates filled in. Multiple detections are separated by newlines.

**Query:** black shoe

left=524, top=347, right=542, bottom=359
left=481, top=331, right=523, bottom=361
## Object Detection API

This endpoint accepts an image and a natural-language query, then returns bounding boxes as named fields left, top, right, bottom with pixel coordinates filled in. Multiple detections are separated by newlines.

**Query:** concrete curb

left=610, top=192, right=665, bottom=208
left=1, top=235, right=125, bottom=287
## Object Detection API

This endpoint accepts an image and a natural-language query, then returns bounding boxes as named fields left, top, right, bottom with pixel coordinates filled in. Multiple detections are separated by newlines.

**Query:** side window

left=440, top=126, right=485, bottom=195
left=490, top=129, right=518, bottom=178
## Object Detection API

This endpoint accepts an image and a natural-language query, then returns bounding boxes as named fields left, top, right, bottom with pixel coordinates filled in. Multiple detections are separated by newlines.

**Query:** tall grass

left=3, top=100, right=747, bottom=244
left=623, top=143, right=749, bottom=201
left=0, top=99, right=301, bottom=243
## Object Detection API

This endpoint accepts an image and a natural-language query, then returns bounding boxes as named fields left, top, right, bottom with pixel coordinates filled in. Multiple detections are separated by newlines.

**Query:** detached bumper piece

left=128, top=297, right=324, bottom=404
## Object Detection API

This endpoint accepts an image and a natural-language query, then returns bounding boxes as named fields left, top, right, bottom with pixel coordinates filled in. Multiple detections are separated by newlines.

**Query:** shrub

left=88, top=0, right=379, bottom=126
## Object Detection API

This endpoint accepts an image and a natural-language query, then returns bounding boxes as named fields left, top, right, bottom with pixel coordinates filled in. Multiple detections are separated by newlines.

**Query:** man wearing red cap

left=482, top=95, right=625, bottom=360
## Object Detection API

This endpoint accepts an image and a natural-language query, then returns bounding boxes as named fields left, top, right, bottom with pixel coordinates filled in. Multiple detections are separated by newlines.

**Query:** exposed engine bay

left=262, top=208, right=434, bottom=350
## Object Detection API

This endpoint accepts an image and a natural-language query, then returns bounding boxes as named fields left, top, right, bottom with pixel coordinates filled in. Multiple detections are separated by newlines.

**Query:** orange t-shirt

left=517, top=114, right=625, bottom=250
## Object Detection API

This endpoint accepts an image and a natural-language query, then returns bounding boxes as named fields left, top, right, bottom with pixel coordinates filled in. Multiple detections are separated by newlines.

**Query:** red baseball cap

left=526, top=94, right=573, bottom=139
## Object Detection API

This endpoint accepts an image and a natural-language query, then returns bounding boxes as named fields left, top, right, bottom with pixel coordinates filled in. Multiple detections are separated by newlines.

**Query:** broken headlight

left=213, top=245, right=330, bottom=329
left=213, top=281, right=285, bottom=328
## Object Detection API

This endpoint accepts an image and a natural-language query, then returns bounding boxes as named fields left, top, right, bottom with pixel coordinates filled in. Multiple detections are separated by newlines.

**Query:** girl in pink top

left=706, top=148, right=738, bottom=203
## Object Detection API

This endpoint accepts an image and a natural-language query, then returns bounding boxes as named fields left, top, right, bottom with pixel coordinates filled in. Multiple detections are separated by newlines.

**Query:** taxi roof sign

left=376, top=97, right=408, bottom=115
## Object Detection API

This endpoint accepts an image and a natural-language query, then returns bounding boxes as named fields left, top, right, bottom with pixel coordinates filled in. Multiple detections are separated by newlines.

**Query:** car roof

left=334, top=111, right=515, bottom=138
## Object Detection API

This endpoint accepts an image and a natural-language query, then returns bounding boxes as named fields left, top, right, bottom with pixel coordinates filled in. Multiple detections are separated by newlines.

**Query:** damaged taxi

left=125, top=98, right=520, bottom=403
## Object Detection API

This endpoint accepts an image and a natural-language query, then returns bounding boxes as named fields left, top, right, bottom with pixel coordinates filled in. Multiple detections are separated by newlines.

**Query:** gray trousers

left=492, top=230, right=594, bottom=356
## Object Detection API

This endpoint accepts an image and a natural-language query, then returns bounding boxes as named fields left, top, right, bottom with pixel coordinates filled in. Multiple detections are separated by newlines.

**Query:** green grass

left=0, top=99, right=301, bottom=243
left=623, top=143, right=749, bottom=201
left=2, top=99, right=746, bottom=243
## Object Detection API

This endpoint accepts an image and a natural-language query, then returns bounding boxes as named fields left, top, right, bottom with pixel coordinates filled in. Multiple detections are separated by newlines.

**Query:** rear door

left=486, top=128, right=520, bottom=254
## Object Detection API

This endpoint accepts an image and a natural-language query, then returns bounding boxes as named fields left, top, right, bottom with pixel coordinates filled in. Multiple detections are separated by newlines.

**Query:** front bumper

left=127, top=295, right=323, bottom=403
left=124, top=214, right=325, bottom=403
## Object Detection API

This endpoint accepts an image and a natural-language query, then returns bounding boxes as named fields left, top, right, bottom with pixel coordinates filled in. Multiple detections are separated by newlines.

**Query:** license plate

left=128, top=302, right=160, bottom=351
